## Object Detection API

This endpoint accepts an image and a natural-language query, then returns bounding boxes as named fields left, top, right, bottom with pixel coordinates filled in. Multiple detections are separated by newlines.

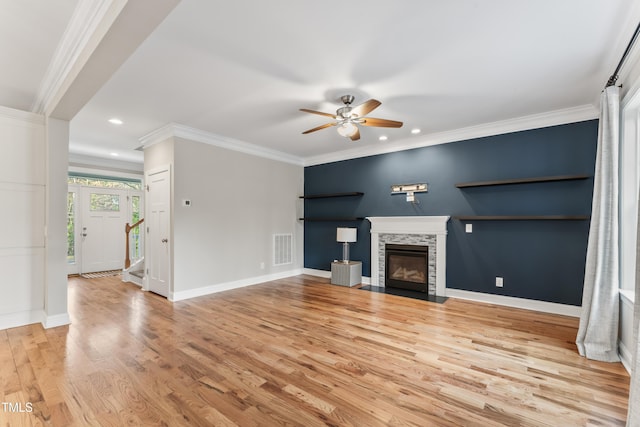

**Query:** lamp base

left=342, top=242, right=350, bottom=263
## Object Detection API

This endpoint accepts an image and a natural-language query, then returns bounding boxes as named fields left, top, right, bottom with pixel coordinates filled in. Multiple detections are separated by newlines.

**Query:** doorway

left=67, top=174, right=144, bottom=275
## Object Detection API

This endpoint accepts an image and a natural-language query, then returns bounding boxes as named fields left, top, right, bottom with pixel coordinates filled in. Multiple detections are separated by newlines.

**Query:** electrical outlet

left=495, top=277, right=504, bottom=287
left=465, top=223, right=473, bottom=233
left=260, top=262, right=265, bottom=270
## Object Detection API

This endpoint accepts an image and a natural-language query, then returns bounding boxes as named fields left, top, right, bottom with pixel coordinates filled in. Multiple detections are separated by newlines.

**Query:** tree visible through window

left=90, top=193, right=120, bottom=211
left=131, top=195, right=141, bottom=259
left=67, top=192, right=75, bottom=263
left=68, top=175, right=142, bottom=190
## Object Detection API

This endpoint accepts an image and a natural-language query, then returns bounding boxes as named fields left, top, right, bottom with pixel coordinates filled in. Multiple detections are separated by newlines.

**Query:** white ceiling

left=0, top=0, right=77, bottom=111
left=4, top=1, right=640, bottom=166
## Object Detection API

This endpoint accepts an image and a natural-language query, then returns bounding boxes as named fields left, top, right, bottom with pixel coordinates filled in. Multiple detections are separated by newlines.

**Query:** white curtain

left=576, top=85, right=621, bottom=362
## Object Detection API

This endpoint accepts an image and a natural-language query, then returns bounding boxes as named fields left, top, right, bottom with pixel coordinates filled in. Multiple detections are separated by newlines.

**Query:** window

left=68, top=174, right=142, bottom=190
left=620, top=88, right=640, bottom=298
left=67, top=192, right=75, bottom=264
left=131, top=195, right=142, bottom=259
left=90, top=193, right=120, bottom=211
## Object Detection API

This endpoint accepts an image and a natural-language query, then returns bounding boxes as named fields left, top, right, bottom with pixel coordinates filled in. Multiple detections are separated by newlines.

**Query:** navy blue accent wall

left=303, top=120, right=598, bottom=306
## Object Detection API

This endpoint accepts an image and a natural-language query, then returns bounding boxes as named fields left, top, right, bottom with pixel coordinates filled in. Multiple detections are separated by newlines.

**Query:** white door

left=146, top=168, right=171, bottom=297
left=81, top=188, right=127, bottom=273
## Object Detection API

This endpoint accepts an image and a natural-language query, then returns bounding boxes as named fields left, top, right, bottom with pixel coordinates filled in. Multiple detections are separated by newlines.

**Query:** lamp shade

left=336, top=227, right=357, bottom=243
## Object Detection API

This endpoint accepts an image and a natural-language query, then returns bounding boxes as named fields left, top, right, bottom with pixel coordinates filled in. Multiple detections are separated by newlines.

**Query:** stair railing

left=124, top=218, right=144, bottom=269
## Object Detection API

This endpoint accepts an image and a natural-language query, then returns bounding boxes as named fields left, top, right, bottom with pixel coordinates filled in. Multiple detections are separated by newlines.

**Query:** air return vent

left=273, top=234, right=293, bottom=266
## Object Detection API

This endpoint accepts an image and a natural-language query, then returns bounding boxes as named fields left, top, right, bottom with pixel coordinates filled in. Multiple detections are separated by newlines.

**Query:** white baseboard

left=303, top=274, right=579, bottom=316
left=43, top=313, right=71, bottom=329
left=303, top=268, right=330, bottom=278
left=0, top=310, right=44, bottom=331
left=619, top=340, right=633, bottom=374
left=170, top=269, right=305, bottom=302
left=445, top=289, right=582, bottom=317
left=122, top=274, right=143, bottom=287
left=302, top=268, right=371, bottom=285
left=0, top=310, right=71, bottom=331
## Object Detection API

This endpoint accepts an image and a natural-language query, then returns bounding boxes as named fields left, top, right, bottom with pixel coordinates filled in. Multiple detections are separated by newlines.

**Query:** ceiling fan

left=300, top=95, right=403, bottom=141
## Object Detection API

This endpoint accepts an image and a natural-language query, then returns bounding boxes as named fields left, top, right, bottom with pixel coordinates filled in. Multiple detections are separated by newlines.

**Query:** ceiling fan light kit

left=337, top=122, right=358, bottom=137
left=300, top=94, right=403, bottom=141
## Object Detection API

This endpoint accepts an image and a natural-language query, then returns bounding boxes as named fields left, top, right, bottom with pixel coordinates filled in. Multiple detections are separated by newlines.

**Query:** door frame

left=66, top=173, right=145, bottom=276
left=143, top=165, right=172, bottom=296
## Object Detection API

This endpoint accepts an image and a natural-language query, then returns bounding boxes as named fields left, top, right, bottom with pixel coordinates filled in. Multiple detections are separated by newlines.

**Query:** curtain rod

left=606, top=21, right=640, bottom=87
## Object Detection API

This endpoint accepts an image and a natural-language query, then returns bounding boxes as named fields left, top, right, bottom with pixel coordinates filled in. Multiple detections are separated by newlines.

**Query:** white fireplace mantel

left=366, top=216, right=450, bottom=296
left=367, top=216, right=450, bottom=235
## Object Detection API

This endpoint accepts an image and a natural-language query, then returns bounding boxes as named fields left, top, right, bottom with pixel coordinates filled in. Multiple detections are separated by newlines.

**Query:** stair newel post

left=125, top=223, right=132, bottom=269
left=124, top=218, right=144, bottom=270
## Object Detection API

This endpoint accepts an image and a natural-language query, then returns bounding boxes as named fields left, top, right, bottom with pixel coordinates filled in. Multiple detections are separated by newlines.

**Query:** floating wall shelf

left=454, top=215, right=589, bottom=221
left=454, top=174, right=591, bottom=221
left=299, top=192, right=364, bottom=199
left=298, top=217, right=365, bottom=222
left=455, top=174, right=590, bottom=188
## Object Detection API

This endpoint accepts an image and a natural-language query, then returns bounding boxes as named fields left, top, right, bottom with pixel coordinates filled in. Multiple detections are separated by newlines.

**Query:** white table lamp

left=336, top=227, right=357, bottom=263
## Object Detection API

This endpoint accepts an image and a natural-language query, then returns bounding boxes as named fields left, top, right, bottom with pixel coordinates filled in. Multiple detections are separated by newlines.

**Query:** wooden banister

left=125, top=218, right=144, bottom=269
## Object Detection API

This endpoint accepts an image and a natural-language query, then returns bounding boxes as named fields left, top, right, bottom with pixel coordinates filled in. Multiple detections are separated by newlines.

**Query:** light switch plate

left=465, top=223, right=473, bottom=233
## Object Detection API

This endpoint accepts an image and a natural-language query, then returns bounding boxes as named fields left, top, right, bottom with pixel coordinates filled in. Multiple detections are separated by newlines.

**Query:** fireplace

left=385, top=244, right=429, bottom=292
left=367, top=216, right=449, bottom=296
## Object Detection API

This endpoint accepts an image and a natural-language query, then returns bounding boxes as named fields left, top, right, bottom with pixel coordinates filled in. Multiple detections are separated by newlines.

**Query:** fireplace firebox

left=385, top=244, right=429, bottom=292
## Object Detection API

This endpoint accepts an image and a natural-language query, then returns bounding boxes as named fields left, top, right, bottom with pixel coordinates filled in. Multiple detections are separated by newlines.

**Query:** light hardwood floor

left=0, top=275, right=630, bottom=426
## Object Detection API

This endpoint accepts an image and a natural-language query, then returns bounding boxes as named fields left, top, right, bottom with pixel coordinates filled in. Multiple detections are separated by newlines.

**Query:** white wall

left=171, top=138, right=303, bottom=299
left=44, top=117, right=70, bottom=328
left=0, top=106, right=47, bottom=329
left=144, top=139, right=175, bottom=171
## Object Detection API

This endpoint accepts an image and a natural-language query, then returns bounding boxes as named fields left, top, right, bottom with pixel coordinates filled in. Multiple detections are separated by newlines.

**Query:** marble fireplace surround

left=366, top=216, right=450, bottom=297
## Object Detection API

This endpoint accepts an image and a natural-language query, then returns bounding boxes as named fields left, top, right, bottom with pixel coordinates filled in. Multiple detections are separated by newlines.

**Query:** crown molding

left=303, top=104, right=599, bottom=166
left=30, top=0, right=127, bottom=115
left=139, top=123, right=305, bottom=166
left=138, top=105, right=598, bottom=169
left=0, top=105, right=45, bottom=125
left=137, top=123, right=176, bottom=149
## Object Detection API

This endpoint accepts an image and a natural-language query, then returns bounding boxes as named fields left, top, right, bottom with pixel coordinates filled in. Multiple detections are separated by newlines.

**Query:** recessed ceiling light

left=110, top=152, right=119, bottom=157
left=108, top=118, right=123, bottom=125
left=411, top=128, right=421, bottom=134
left=379, top=135, right=388, bottom=141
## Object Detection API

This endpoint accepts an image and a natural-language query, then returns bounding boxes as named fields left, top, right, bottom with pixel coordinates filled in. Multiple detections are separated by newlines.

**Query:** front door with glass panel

left=80, top=188, right=128, bottom=273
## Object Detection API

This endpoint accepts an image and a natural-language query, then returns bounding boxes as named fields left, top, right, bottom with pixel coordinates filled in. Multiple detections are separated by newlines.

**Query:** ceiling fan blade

left=349, top=127, right=361, bottom=141
left=302, top=122, right=336, bottom=134
left=360, top=117, right=403, bottom=128
left=350, top=99, right=381, bottom=117
left=300, top=108, right=337, bottom=119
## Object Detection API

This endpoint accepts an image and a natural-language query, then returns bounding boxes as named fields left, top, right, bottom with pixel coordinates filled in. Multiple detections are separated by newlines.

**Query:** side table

left=331, top=261, right=362, bottom=287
